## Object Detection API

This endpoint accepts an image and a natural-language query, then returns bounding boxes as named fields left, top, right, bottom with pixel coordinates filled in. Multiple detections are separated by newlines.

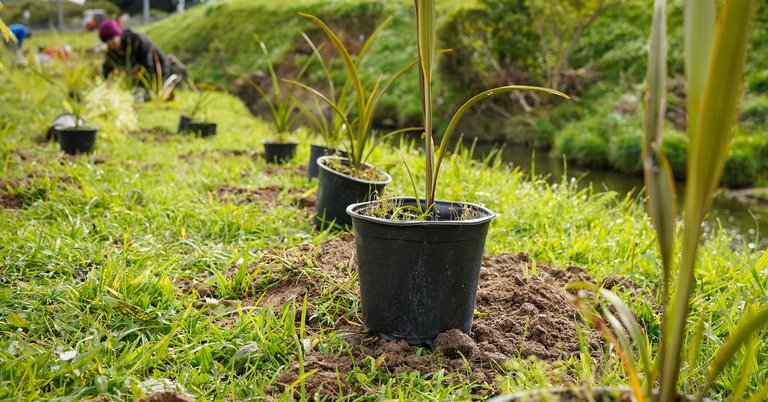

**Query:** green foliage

left=661, top=129, right=687, bottom=179
left=608, top=130, right=642, bottom=173
left=723, top=147, right=758, bottom=189
left=740, top=95, right=768, bottom=128
left=0, top=0, right=120, bottom=25
left=579, top=2, right=767, bottom=402
left=291, top=12, right=417, bottom=170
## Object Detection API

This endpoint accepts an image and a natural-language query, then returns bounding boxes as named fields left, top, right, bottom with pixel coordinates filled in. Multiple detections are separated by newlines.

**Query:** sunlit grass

left=0, top=37, right=766, bottom=399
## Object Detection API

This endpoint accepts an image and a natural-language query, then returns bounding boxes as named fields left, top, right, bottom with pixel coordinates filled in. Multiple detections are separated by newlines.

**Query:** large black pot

left=307, top=144, right=347, bottom=179
left=59, top=127, right=98, bottom=155
left=315, top=156, right=390, bottom=230
left=188, top=122, right=217, bottom=137
left=177, top=114, right=192, bottom=133
left=263, top=141, right=298, bottom=164
left=346, top=197, right=495, bottom=344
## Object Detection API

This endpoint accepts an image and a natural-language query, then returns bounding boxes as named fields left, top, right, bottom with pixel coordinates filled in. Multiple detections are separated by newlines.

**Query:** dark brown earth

left=0, top=173, right=79, bottom=209
left=130, top=126, right=176, bottom=142
left=215, top=184, right=315, bottom=209
left=135, top=392, right=195, bottom=402
left=179, top=234, right=607, bottom=398
left=178, top=148, right=260, bottom=160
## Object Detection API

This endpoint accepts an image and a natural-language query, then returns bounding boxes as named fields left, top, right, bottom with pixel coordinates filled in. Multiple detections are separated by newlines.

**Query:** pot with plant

left=344, top=0, right=567, bottom=344
left=180, top=88, right=216, bottom=137
left=37, top=58, right=100, bottom=155
left=288, top=13, right=421, bottom=229
left=490, top=0, right=768, bottom=401
left=292, top=33, right=349, bottom=179
left=242, top=35, right=320, bottom=164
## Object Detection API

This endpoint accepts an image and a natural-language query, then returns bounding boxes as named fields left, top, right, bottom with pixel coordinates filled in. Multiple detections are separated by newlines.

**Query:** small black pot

left=346, top=197, right=495, bottom=344
left=263, top=141, right=298, bottom=164
left=188, top=122, right=217, bottom=137
left=308, top=144, right=347, bottom=179
left=315, top=156, right=391, bottom=230
left=59, top=127, right=98, bottom=155
left=177, top=114, right=192, bottom=133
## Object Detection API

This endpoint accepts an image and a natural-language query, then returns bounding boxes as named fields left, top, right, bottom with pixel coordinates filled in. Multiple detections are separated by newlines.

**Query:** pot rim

left=317, top=156, right=392, bottom=186
left=58, top=126, right=99, bottom=132
left=262, top=139, right=299, bottom=145
left=347, top=196, right=496, bottom=226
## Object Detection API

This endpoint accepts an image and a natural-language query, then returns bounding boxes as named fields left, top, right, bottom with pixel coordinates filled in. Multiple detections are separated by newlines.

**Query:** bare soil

left=136, top=392, right=195, bottom=402
left=215, top=184, right=315, bottom=209
left=178, top=234, right=606, bottom=398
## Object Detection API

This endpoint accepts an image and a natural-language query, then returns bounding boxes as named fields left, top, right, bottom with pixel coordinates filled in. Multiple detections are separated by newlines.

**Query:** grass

left=0, top=31, right=766, bottom=400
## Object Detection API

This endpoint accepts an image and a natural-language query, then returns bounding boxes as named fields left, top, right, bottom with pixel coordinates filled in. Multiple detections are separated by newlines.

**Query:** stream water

left=472, top=142, right=768, bottom=249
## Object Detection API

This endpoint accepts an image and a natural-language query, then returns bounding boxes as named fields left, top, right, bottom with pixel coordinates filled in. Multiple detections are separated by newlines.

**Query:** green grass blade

left=398, top=153, right=421, bottom=211
left=284, top=79, right=355, bottom=156
left=729, top=330, right=758, bottom=402
left=432, top=85, right=568, bottom=202
left=365, top=126, right=423, bottom=162
left=415, top=0, right=435, bottom=206
left=696, top=305, right=768, bottom=400
left=299, top=12, right=366, bottom=163
left=599, top=289, right=653, bottom=395
left=661, top=2, right=756, bottom=400
left=642, top=0, right=676, bottom=309
left=357, top=15, right=394, bottom=63
left=684, top=0, right=716, bottom=141
left=300, top=32, right=335, bottom=102
left=254, top=34, right=282, bottom=102
left=745, top=381, right=768, bottom=402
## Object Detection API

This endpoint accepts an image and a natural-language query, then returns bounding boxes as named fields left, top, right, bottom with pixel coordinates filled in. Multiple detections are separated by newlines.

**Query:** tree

left=527, top=0, right=623, bottom=90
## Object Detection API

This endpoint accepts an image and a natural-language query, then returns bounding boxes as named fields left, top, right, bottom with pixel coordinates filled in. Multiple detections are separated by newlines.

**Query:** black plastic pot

left=315, top=156, right=390, bottom=230
left=58, top=127, right=98, bottom=155
left=188, top=122, right=217, bottom=137
left=486, top=387, right=710, bottom=401
left=177, top=114, right=192, bottom=133
left=308, top=144, right=348, bottom=179
left=263, top=141, right=298, bottom=164
left=346, top=197, right=495, bottom=344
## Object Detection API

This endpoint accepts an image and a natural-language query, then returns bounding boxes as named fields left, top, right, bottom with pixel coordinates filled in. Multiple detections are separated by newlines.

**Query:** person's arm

left=102, top=50, right=116, bottom=79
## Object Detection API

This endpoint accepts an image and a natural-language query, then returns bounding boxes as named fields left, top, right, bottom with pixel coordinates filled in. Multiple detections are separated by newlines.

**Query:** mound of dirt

left=177, top=234, right=605, bottom=398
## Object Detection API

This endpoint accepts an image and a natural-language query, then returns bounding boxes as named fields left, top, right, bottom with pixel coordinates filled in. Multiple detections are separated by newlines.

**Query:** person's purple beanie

left=98, top=19, right=123, bottom=42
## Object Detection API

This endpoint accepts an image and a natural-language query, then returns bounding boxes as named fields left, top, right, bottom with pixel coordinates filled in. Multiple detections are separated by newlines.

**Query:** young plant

left=287, top=13, right=420, bottom=173
left=188, top=85, right=215, bottom=122
left=291, top=32, right=347, bottom=150
left=574, top=1, right=768, bottom=401
left=135, top=53, right=179, bottom=104
left=239, top=34, right=315, bottom=142
left=35, top=57, right=97, bottom=128
left=413, top=0, right=567, bottom=213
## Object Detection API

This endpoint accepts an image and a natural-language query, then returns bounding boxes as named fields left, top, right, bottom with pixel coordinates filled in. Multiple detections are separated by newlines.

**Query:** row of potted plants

left=246, top=1, right=767, bottom=400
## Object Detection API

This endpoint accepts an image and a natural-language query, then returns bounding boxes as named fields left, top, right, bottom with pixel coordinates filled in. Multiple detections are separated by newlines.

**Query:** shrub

left=661, top=128, right=687, bottom=180
left=608, top=129, right=642, bottom=174
left=552, top=120, right=609, bottom=168
left=722, top=146, right=758, bottom=188
left=740, top=95, right=768, bottom=128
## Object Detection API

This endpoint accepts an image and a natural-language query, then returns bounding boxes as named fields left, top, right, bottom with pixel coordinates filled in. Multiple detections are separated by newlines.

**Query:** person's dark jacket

left=102, top=29, right=170, bottom=88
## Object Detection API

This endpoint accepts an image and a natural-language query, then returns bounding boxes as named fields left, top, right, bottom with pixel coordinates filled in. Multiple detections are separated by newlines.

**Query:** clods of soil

left=216, top=184, right=315, bottom=209
left=178, top=148, right=260, bottom=160
left=180, top=234, right=607, bottom=398
left=136, top=392, right=195, bottom=402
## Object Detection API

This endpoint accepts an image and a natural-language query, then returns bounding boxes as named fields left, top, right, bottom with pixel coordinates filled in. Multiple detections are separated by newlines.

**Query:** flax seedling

left=575, top=1, right=768, bottom=401
left=288, top=13, right=421, bottom=174
left=413, top=0, right=568, bottom=214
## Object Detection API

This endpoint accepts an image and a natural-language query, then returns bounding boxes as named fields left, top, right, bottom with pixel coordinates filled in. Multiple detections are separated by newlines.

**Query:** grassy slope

left=145, top=0, right=768, bottom=187
left=0, top=31, right=766, bottom=401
